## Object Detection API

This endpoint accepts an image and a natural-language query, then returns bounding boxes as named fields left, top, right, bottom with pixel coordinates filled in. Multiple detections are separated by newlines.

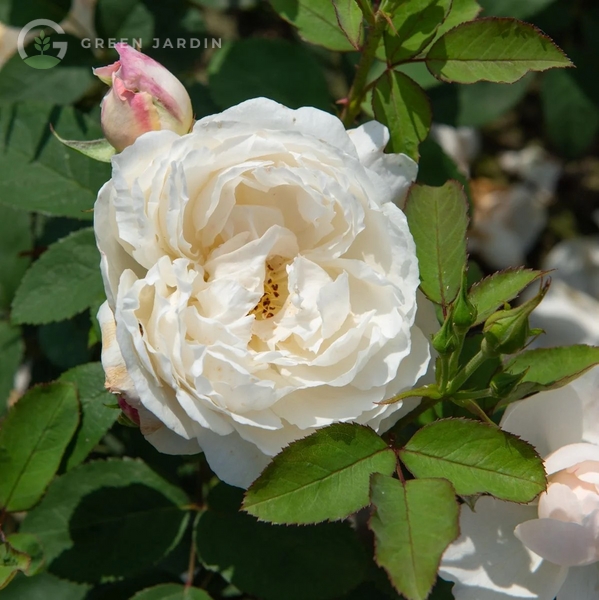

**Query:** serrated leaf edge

left=425, top=17, right=573, bottom=85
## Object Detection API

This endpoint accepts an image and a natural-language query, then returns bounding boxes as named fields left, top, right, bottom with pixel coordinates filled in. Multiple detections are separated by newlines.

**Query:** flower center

left=250, top=256, right=289, bottom=320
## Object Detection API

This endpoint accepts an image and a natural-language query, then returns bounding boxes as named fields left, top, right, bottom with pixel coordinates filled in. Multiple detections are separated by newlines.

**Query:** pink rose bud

left=117, top=396, right=141, bottom=427
left=93, top=43, right=193, bottom=151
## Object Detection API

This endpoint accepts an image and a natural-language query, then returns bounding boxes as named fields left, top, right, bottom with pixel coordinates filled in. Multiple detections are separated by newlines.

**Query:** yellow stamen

left=250, top=256, right=288, bottom=320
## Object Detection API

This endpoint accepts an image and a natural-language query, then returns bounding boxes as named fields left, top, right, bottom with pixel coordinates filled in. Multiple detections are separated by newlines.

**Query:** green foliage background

left=0, top=1, right=597, bottom=599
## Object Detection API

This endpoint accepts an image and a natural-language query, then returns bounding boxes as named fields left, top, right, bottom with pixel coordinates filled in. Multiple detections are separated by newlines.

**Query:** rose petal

left=440, top=497, right=568, bottom=599
left=195, top=427, right=272, bottom=488
left=538, top=482, right=585, bottom=523
left=557, top=564, right=599, bottom=600
left=529, top=280, right=599, bottom=348
left=347, top=120, right=417, bottom=207
left=196, top=97, right=356, bottom=158
left=545, top=443, right=599, bottom=476
left=515, top=518, right=598, bottom=567
left=501, top=387, right=584, bottom=458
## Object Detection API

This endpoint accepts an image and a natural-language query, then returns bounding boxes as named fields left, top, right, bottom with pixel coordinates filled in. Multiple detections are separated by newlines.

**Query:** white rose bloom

left=95, top=98, right=432, bottom=488
left=439, top=366, right=599, bottom=599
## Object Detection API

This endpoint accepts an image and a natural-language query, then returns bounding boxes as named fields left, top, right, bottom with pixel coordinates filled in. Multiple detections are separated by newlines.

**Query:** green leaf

left=399, top=418, right=546, bottom=502
left=21, top=459, right=190, bottom=583
left=541, top=69, right=599, bottom=158
left=59, top=363, right=119, bottom=471
left=332, top=0, right=363, bottom=49
left=369, top=475, right=459, bottom=600
left=426, top=18, right=572, bottom=84
left=372, top=70, right=432, bottom=161
left=131, top=584, right=214, bottom=600
left=191, top=0, right=257, bottom=6
left=208, top=38, right=330, bottom=111
left=0, top=383, right=80, bottom=512
left=396, top=62, right=442, bottom=90
left=269, top=0, right=356, bottom=51
left=243, top=423, right=397, bottom=524
left=0, top=572, right=90, bottom=600
left=479, top=0, right=558, bottom=20
left=465, top=78, right=532, bottom=126
left=95, top=0, right=155, bottom=48
left=0, top=48, right=95, bottom=106
left=469, top=269, right=543, bottom=325
left=4, top=533, right=45, bottom=576
left=431, top=0, right=481, bottom=41
left=0, top=202, right=32, bottom=312
left=196, top=483, right=369, bottom=600
left=417, top=138, right=472, bottom=208
left=0, top=322, right=24, bottom=417
left=0, top=538, right=31, bottom=590
left=51, top=130, right=116, bottom=163
left=0, top=0, right=71, bottom=27
left=404, top=181, right=468, bottom=308
left=381, top=0, right=452, bottom=63
left=38, top=315, right=93, bottom=370
left=502, top=345, right=599, bottom=403
left=0, top=103, right=110, bottom=218
left=34, top=43, right=42, bottom=52
left=12, top=228, right=104, bottom=325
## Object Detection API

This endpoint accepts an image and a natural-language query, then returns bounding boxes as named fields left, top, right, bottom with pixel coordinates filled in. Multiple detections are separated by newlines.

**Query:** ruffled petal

left=347, top=121, right=417, bottom=206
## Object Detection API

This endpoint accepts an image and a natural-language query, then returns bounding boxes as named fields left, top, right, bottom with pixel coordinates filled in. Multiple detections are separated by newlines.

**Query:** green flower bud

left=452, top=271, right=478, bottom=335
left=432, top=316, right=459, bottom=355
left=482, top=283, right=549, bottom=356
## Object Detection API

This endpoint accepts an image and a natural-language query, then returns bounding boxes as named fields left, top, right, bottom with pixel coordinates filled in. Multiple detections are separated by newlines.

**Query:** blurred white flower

left=0, top=21, right=24, bottom=69
left=499, top=145, right=562, bottom=199
left=96, top=97, right=433, bottom=488
left=469, top=146, right=562, bottom=270
left=440, top=366, right=599, bottom=600
left=544, top=237, right=599, bottom=299
left=61, top=0, right=98, bottom=40
left=528, top=237, right=599, bottom=348
left=469, top=179, right=549, bottom=269
left=529, top=280, right=599, bottom=348
left=431, top=124, right=480, bottom=176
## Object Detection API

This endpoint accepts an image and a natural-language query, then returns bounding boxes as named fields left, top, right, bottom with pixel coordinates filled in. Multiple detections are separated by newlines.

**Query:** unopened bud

left=117, top=396, right=140, bottom=427
left=482, top=283, right=549, bottom=356
left=452, top=271, right=478, bottom=335
left=93, top=43, right=193, bottom=151
left=432, top=316, right=459, bottom=355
